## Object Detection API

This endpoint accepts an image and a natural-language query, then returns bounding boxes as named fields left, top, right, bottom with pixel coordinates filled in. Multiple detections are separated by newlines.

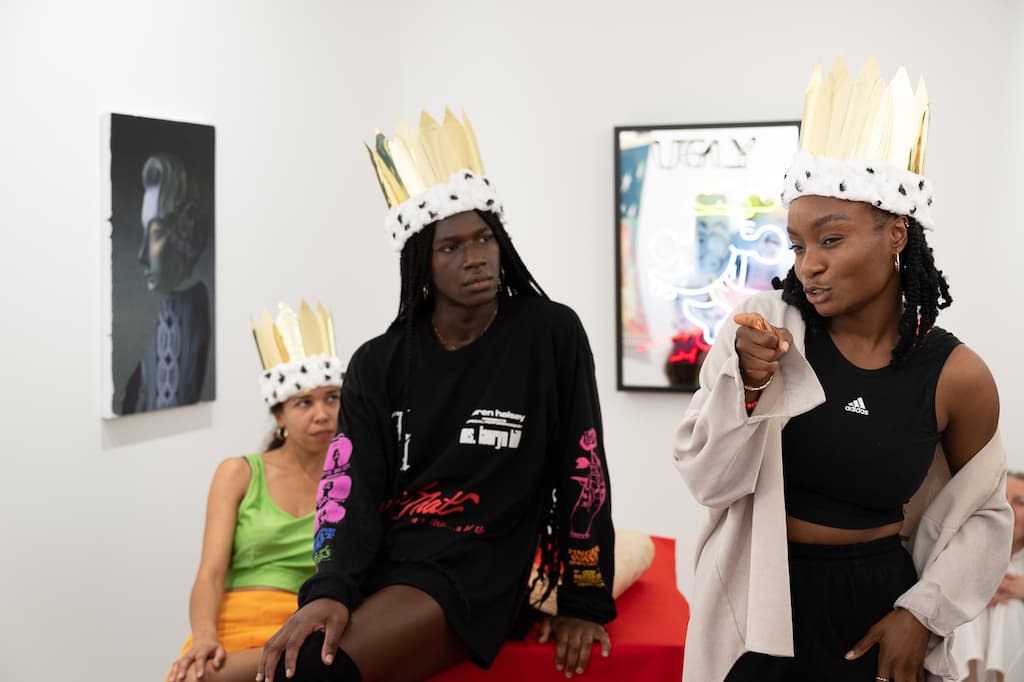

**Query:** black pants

left=725, top=535, right=918, bottom=682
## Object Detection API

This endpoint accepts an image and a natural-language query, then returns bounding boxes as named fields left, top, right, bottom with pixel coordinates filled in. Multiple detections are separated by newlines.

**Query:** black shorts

left=725, top=535, right=918, bottom=682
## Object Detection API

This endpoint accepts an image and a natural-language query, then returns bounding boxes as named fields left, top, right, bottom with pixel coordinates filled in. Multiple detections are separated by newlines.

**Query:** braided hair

left=390, top=209, right=562, bottom=611
left=773, top=209, right=952, bottom=365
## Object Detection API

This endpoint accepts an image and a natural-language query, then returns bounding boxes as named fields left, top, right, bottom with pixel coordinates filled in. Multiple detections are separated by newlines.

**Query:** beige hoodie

left=674, top=290, right=1012, bottom=682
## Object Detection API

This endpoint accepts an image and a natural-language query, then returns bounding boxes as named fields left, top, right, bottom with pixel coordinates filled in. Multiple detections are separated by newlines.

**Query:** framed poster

left=101, top=113, right=216, bottom=417
left=615, top=121, right=799, bottom=392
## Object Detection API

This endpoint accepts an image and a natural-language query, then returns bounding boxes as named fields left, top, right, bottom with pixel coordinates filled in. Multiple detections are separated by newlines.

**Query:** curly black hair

left=772, top=211, right=952, bottom=365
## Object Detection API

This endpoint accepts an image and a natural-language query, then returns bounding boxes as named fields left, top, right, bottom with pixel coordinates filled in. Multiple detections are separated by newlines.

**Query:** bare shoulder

left=937, top=344, right=1000, bottom=473
left=209, top=455, right=253, bottom=503
left=939, top=344, right=999, bottom=411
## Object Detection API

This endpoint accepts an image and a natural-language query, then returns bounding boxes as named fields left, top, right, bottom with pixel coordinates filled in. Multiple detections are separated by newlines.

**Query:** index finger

left=321, top=611, right=348, bottom=665
left=733, top=312, right=773, bottom=332
left=283, top=626, right=316, bottom=680
left=258, top=632, right=284, bottom=682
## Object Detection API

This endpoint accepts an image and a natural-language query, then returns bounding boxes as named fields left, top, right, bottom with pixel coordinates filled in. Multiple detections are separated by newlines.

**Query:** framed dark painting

left=101, top=113, right=216, bottom=417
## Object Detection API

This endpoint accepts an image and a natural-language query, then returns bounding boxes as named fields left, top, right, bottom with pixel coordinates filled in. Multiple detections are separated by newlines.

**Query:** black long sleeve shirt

left=299, top=296, right=616, bottom=664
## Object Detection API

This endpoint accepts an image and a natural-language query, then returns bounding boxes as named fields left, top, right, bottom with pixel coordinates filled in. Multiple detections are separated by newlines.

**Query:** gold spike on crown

left=781, top=57, right=936, bottom=229
left=367, top=108, right=506, bottom=252
left=251, top=300, right=343, bottom=406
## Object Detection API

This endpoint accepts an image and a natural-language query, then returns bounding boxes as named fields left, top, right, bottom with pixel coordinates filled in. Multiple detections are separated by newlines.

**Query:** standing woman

left=674, top=58, right=1013, bottom=682
left=258, top=110, right=616, bottom=682
left=167, top=302, right=344, bottom=682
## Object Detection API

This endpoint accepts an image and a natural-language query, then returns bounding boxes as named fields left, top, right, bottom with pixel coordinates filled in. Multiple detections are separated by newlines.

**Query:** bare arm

left=936, top=345, right=1000, bottom=474
left=169, top=457, right=251, bottom=680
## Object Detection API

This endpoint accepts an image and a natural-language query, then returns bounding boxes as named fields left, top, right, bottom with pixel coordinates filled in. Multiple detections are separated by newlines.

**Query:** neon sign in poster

left=615, top=121, right=799, bottom=392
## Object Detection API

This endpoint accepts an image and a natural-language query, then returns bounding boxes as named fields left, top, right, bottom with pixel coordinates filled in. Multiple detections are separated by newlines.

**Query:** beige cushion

left=529, top=530, right=656, bottom=615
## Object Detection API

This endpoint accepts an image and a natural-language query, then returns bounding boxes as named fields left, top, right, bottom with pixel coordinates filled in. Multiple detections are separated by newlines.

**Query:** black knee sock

left=273, top=631, right=362, bottom=682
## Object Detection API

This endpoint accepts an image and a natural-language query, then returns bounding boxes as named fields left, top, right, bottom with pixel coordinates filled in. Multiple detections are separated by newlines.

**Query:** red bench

left=432, top=536, right=689, bottom=681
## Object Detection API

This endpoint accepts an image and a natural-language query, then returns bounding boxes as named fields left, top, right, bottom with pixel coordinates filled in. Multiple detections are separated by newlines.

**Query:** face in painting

left=138, top=217, right=190, bottom=293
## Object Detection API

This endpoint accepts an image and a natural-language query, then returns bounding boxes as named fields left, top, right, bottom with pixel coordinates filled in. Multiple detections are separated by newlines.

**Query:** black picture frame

left=614, top=120, right=800, bottom=392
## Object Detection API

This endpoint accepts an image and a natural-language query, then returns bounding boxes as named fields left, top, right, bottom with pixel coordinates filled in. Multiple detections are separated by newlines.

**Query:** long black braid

left=389, top=209, right=562, bottom=614
left=773, top=213, right=952, bottom=365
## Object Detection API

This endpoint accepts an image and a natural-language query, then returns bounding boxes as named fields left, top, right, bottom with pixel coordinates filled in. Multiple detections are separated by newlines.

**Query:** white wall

left=2, top=2, right=1021, bottom=680
left=0, top=1, right=397, bottom=678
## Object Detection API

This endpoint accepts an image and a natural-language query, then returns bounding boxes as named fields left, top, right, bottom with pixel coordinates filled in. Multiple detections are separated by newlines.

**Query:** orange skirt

left=179, top=589, right=298, bottom=654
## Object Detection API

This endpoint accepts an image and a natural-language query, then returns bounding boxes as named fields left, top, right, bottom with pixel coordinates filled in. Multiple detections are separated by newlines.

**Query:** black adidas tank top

left=781, top=326, right=961, bottom=529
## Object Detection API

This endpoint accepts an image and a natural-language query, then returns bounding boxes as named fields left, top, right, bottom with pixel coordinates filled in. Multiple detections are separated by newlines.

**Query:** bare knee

left=340, top=585, right=468, bottom=681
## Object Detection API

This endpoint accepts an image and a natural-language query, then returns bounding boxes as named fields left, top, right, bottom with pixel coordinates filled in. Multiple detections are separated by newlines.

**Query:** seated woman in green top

left=167, top=302, right=344, bottom=682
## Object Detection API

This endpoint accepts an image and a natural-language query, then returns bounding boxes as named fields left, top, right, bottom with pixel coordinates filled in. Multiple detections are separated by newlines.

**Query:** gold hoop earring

left=275, top=426, right=287, bottom=441
left=894, top=252, right=901, bottom=271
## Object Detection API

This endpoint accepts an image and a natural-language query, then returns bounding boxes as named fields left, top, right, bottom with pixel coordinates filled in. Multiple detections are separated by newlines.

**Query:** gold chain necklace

left=432, top=304, right=499, bottom=351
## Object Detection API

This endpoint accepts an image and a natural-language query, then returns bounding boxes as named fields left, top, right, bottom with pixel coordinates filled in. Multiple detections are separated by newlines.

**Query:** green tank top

left=224, top=453, right=316, bottom=593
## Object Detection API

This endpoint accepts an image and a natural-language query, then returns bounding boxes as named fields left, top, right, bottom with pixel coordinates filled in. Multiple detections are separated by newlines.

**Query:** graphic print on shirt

left=569, top=427, right=607, bottom=540
left=379, top=481, right=485, bottom=535
left=844, top=396, right=870, bottom=416
left=458, top=408, right=526, bottom=450
left=392, top=409, right=412, bottom=471
left=569, top=545, right=607, bottom=588
left=314, top=433, right=354, bottom=549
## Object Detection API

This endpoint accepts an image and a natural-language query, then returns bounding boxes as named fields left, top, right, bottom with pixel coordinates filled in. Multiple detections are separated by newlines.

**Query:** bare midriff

left=787, top=516, right=904, bottom=545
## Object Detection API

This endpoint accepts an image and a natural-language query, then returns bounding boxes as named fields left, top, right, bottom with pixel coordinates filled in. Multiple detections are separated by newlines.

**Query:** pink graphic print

left=315, top=434, right=353, bottom=532
left=569, top=428, right=607, bottom=539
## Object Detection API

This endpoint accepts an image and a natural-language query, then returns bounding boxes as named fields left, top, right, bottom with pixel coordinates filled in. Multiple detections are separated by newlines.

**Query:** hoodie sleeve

left=553, top=307, right=617, bottom=624
left=298, top=344, right=394, bottom=611
left=673, top=293, right=824, bottom=509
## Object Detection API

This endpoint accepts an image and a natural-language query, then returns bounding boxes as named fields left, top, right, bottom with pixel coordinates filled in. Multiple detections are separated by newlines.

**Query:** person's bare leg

left=184, top=649, right=263, bottom=682
left=341, top=585, right=470, bottom=682
left=279, top=584, right=471, bottom=682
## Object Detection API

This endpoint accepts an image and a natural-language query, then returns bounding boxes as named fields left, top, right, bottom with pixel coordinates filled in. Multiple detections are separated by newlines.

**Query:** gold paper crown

left=251, top=300, right=337, bottom=371
left=799, top=57, right=929, bottom=174
left=367, top=108, right=486, bottom=209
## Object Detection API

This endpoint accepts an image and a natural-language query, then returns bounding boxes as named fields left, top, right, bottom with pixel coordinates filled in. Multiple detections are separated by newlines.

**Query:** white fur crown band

left=260, top=354, right=344, bottom=407
left=781, top=152, right=936, bottom=230
left=384, top=170, right=506, bottom=252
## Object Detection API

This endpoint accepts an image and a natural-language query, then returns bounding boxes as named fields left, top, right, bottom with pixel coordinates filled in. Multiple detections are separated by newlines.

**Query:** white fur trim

left=781, top=152, right=936, bottom=229
left=384, top=169, right=505, bottom=251
left=259, top=354, right=344, bottom=406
